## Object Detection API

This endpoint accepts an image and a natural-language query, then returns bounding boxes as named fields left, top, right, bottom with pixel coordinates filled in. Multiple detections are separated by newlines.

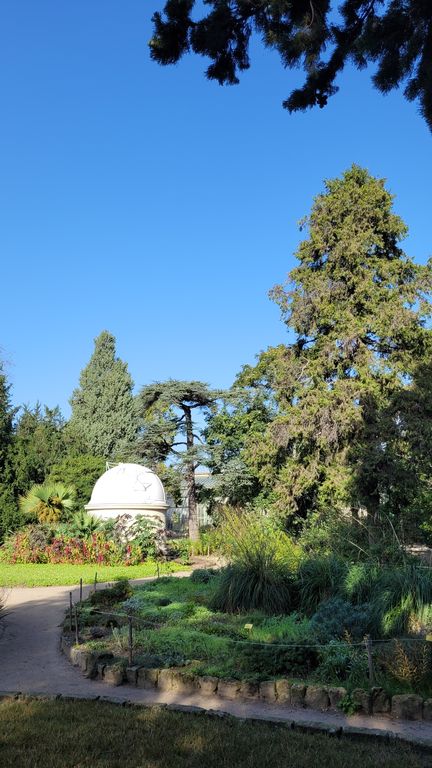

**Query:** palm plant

left=70, top=510, right=101, bottom=537
left=20, top=483, right=75, bottom=524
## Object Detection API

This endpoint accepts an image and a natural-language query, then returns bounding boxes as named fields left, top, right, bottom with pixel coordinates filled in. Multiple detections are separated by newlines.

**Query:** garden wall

left=61, top=633, right=432, bottom=722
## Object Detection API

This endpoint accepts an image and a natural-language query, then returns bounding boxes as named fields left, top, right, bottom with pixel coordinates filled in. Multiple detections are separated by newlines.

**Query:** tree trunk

left=184, top=405, right=199, bottom=541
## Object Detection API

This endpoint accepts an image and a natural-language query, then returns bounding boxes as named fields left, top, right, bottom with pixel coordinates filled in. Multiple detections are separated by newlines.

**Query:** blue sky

left=1, top=1, right=431, bottom=416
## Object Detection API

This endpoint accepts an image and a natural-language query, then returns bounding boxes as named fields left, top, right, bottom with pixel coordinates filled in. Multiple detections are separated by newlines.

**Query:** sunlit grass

left=0, top=561, right=187, bottom=587
left=0, top=698, right=427, bottom=768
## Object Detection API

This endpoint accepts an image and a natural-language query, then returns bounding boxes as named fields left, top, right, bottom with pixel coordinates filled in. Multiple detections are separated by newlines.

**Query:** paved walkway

left=1, top=579, right=432, bottom=748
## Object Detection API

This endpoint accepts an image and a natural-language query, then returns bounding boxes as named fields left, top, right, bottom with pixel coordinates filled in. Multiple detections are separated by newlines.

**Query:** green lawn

left=0, top=561, right=187, bottom=587
left=0, top=698, right=428, bottom=768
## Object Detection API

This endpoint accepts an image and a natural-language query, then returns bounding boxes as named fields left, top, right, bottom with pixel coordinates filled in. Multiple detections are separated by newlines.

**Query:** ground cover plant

left=76, top=568, right=432, bottom=696
left=0, top=698, right=428, bottom=768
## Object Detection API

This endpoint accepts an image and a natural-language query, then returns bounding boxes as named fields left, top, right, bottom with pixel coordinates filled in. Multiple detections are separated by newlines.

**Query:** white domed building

left=85, top=463, right=168, bottom=527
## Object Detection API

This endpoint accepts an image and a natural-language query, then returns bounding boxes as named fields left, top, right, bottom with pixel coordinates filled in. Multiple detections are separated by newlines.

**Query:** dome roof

left=88, top=463, right=167, bottom=508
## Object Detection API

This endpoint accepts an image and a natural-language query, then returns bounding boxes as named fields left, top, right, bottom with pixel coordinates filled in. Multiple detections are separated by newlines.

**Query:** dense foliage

left=150, top=1, right=432, bottom=131
left=68, top=330, right=137, bottom=459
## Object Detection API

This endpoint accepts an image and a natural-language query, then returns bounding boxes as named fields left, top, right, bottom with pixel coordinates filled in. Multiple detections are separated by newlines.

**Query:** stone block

left=137, top=668, right=159, bottom=689
left=391, top=694, right=423, bottom=721
left=259, top=681, right=277, bottom=703
left=352, top=688, right=370, bottom=714
left=240, top=681, right=259, bottom=701
left=290, top=683, right=306, bottom=707
left=197, top=676, right=218, bottom=696
left=171, top=671, right=197, bottom=695
left=103, top=665, right=125, bottom=686
left=126, top=666, right=140, bottom=686
left=423, top=698, right=432, bottom=721
left=304, top=685, right=329, bottom=711
left=157, top=668, right=174, bottom=691
left=217, top=679, right=241, bottom=700
left=371, top=687, right=391, bottom=714
left=275, top=679, right=291, bottom=704
left=328, top=687, right=346, bottom=709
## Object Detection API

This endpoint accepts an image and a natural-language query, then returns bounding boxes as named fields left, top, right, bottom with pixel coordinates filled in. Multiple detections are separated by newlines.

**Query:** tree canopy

left=68, top=331, right=137, bottom=459
left=240, top=165, right=432, bottom=543
left=137, top=380, right=223, bottom=539
left=150, top=1, right=432, bottom=131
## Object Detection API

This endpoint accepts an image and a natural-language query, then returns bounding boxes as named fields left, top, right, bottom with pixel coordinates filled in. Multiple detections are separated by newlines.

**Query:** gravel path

left=1, top=579, right=432, bottom=748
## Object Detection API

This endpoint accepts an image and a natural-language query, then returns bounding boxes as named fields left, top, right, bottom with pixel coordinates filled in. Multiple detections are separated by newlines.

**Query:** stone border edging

left=1, top=688, right=432, bottom=753
left=60, top=633, right=432, bottom=726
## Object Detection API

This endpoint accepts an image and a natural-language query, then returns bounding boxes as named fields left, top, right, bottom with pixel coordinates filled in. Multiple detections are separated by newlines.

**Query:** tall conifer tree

left=68, top=331, right=137, bottom=459
left=244, top=166, right=432, bottom=541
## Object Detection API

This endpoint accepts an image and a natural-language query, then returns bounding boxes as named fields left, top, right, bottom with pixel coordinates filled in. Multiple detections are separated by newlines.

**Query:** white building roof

left=88, top=463, right=167, bottom=508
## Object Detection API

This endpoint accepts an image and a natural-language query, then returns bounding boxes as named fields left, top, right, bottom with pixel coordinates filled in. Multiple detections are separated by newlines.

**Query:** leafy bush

left=190, top=568, right=218, bottom=583
left=235, top=640, right=318, bottom=678
left=310, top=598, right=371, bottom=643
left=1, top=528, right=142, bottom=565
left=315, top=640, right=367, bottom=686
left=89, top=579, right=132, bottom=606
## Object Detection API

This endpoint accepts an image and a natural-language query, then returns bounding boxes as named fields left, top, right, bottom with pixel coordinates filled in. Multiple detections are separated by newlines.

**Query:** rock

left=275, top=679, right=291, bottom=704
left=290, top=684, right=306, bottom=707
left=97, top=662, right=107, bottom=679
left=171, top=671, right=197, bottom=695
left=126, top=666, right=140, bottom=686
left=423, top=698, right=432, bottom=721
left=371, top=687, right=391, bottom=714
left=240, top=681, right=259, bottom=701
left=391, top=694, right=423, bottom=721
left=304, top=686, right=329, bottom=711
left=103, top=664, right=125, bottom=686
left=217, top=680, right=241, bottom=700
left=137, top=668, right=159, bottom=689
left=197, top=676, right=218, bottom=696
left=328, top=687, right=346, bottom=709
left=352, top=688, right=370, bottom=714
left=157, top=668, right=174, bottom=691
left=70, top=646, right=83, bottom=667
left=259, top=681, right=277, bottom=703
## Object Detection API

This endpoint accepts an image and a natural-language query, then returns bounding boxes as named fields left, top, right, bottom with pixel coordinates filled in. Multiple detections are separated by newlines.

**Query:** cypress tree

left=68, top=331, right=137, bottom=459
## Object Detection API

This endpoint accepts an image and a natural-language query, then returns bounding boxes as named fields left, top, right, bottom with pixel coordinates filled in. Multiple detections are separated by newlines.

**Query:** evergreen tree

left=0, top=363, right=19, bottom=540
left=150, top=1, right=432, bottom=131
left=245, top=166, right=432, bottom=542
left=204, top=380, right=276, bottom=507
left=68, top=331, right=137, bottom=459
left=137, top=380, right=222, bottom=539
left=12, top=404, right=66, bottom=494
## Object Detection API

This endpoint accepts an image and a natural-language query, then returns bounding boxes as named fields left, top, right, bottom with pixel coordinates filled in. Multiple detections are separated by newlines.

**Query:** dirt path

left=1, top=579, right=432, bottom=748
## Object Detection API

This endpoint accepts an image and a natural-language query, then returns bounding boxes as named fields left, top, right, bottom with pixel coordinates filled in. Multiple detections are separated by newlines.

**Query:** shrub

left=370, top=564, right=432, bottom=636
left=235, top=640, right=318, bottom=678
left=297, top=556, right=347, bottom=614
left=315, top=640, right=367, bottom=686
left=70, top=511, right=101, bottom=537
left=0, top=524, right=52, bottom=563
left=89, top=579, right=133, bottom=606
left=377, top=639, right=432, bottom=687
left=210, top=510, right=299, bottom=614
left=211, top=564, right=294, bottom=614
left=190, top=568, right=218, bottom=583
left=19, top=483, right=75, bottom=524
left=310, top=598, right=371, bottom=643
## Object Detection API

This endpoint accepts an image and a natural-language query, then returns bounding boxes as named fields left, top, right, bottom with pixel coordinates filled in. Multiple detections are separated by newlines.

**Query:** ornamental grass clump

left=210, top=510, right=299, bottom=614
